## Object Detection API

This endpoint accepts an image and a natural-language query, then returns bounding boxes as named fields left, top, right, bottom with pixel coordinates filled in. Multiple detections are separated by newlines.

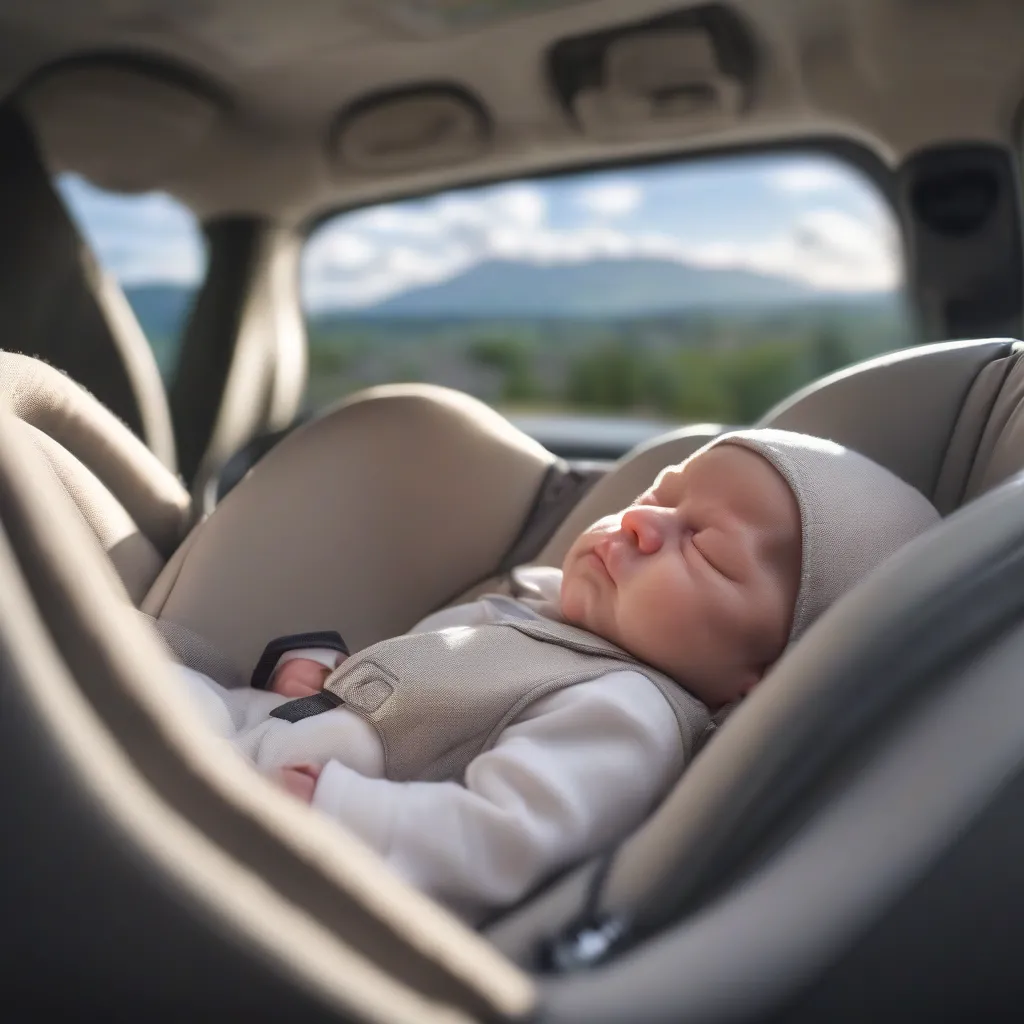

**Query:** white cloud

left=576, top=181, right=643, bottom=218
left=492, top=184, right=547, bottom=228
left=308, top=230, right=377, bottom=272
left=57, top=173, right=205, bottom=285
left=682, top=209, right=901, bottom=292
left=55, top=166, right=897, bottom=311
left=303, top=178, right=901, bottom=311
left=768, top=162, right=852, bottom=194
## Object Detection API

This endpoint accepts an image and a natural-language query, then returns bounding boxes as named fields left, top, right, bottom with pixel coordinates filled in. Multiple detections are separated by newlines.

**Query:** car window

left=57, top=173, right=206, bottom=386
left=302, top=153, right=914, bottom=456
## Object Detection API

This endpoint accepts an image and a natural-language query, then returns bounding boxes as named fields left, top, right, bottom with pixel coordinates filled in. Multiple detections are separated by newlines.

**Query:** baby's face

left=560, top=445, right=801, bottom=708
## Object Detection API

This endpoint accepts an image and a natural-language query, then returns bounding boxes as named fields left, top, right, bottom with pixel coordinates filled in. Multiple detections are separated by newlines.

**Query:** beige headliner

left=3, top=0, right=1023, bottom=226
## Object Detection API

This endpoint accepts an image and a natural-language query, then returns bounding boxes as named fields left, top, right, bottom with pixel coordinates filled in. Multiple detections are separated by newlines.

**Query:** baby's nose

left=620, top=505, right=668, bottom=555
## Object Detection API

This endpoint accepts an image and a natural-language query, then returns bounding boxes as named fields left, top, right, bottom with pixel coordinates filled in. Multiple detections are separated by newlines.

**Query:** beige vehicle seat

left=0, top=352, right=191, bottom=602
left=143, top=336, right=1017, bottom=686
left=143, top=384, right=566, bottom=673
left=0, top=108, right=178, bottom=470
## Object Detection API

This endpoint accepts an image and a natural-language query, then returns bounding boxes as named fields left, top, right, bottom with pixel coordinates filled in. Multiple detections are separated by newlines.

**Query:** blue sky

left=59, top=151, right=901, bottom=312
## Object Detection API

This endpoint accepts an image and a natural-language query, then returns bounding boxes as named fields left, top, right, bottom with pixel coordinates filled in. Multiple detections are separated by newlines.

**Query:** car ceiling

left=1, top=0, right=1022, bottom=226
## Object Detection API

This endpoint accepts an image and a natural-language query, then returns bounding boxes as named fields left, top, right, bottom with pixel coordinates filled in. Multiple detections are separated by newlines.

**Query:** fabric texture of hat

left=704, top=429, right=940, bottom=644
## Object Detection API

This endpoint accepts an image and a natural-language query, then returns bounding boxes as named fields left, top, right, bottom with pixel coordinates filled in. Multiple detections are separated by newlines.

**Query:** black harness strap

left=269, top=690, right=343, bottom=722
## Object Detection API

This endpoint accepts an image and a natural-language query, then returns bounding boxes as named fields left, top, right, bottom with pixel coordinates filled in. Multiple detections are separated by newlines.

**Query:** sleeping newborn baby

left=173, top=429, right=939, bottom=923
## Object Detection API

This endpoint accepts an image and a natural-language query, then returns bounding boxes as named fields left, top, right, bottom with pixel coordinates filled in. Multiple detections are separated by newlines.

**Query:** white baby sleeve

left=310, top=671, right=685, bottom=923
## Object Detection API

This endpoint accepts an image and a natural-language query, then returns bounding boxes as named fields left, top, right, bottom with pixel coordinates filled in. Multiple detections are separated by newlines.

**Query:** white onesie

left=175, top=567, right=686, bottom=923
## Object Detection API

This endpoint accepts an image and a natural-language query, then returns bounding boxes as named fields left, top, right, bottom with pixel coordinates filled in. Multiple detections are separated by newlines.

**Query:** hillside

left=361, top=257, right=826, bottom=319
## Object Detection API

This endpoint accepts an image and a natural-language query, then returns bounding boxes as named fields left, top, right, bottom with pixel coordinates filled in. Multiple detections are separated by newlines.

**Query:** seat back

left=527, top=337, right=1018, bottom=576
left=0, top=352, right=190, bottom=602
left=171, top=218, right=307, bottom=499
left=144, top=384, right=558, bottom=677
left=0, top=107, right=177, bottom=469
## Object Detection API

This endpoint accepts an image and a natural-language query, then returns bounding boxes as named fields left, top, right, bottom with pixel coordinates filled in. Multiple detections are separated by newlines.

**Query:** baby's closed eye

left=690, top=530, right=742, bottom=581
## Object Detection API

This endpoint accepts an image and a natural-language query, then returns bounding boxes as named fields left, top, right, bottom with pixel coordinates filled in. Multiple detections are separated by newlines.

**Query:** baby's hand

left=270, top=657, right=332, bottom=698
left=278, top=763, right=323, bottom=803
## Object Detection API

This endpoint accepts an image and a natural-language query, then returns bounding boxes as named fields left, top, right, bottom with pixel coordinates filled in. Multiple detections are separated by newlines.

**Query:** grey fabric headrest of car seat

left=704, top=428, right=941, bottom=644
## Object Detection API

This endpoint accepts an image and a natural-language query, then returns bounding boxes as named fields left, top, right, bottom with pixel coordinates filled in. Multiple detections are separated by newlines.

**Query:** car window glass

left=302, top=152, right=914, bottom=457
left=57, top=172, right=206, bottom=386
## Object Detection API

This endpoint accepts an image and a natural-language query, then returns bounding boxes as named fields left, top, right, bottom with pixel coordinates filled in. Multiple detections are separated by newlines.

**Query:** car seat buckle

left=540, top=912, right=629, bottom=973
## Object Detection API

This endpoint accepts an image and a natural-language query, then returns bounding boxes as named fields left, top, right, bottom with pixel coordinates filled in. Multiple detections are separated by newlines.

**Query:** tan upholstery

left=0, top=352, right=191, bottom=598
left=171, top=220, right=307, bottom=498
left=144, top=383, right=555, bottom=677
left=0, top=401, right=534, bottom=1022
left=958, top=349, right=1024, bottom=501
left=760, top=338, right=1014, bottom=503
left=10, top=332, right=1024, bottom=975
left=18, top=422, right=164, bottom=603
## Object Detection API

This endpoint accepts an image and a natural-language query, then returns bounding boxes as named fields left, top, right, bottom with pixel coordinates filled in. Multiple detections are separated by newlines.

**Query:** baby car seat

left=7, top=336, right=1024, bottom=1020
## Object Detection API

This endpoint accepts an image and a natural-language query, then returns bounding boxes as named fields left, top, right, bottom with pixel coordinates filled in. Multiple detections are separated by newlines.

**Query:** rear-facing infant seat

left=8, top=336, right=1024, bottom=1020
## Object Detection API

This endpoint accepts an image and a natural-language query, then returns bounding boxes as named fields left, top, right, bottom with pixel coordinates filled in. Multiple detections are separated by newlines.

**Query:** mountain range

left=124, top=256, right=885, bottom=339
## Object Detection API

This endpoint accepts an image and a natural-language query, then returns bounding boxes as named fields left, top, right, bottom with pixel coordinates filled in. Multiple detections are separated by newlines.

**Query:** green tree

left=660, top=348, right=734, bottom=422
left=808, top=327, right=851, bottom=380
left=722, top=341, right=805, bottom=423
left=566, top=342, right=651, bottom=410
left=468, top=336, right=544, bottom=403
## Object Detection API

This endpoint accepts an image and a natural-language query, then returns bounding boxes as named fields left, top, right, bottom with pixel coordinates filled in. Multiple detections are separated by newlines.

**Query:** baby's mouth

left=591, top=538, right=618, bottom=583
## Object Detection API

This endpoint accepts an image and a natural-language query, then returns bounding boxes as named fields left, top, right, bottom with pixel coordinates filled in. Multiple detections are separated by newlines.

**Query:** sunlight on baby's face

left=560, top=445, right=802, bottom=708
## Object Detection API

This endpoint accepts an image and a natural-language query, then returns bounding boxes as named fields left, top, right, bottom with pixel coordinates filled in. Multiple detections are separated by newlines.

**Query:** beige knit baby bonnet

left=703, top=429, right=940, bottom=644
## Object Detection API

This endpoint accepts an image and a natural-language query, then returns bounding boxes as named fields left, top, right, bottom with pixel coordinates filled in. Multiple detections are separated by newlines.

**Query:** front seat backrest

left=144, top=384, right=557, bottom=676
left=0, top=352, right=190, bottom=601
left=171, top=217, right=306, bottom=501
left=0, top=107, right=177, bottom=470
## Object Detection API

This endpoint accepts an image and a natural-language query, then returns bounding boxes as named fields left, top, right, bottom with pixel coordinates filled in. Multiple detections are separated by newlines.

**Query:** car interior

left=5, top=0, right=1024, bottom=1021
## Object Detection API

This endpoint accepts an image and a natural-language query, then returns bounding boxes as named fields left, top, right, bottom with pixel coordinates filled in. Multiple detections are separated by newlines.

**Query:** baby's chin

left=558, top=569, right=588, bottom=627
left=559, top=568, right=608, bottom=637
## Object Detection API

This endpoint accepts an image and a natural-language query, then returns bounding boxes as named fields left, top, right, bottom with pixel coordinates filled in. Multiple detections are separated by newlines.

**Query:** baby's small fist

left=278, top=763, right=322, bottom=804
left=271, top=658, right=331, bottom=698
